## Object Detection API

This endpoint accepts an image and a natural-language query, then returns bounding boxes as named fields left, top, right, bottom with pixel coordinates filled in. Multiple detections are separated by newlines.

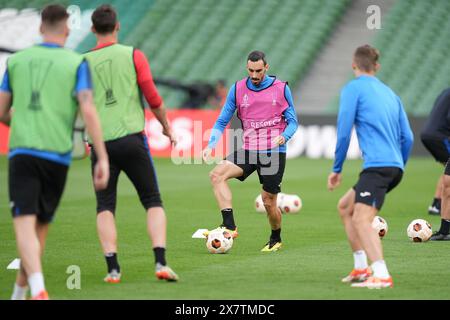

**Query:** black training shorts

left=353, top=167, right=403, bottom=210
left=9, top=154, right=68, bottom=223
left=90, top=133, right=162, bottom=214
left=421, top=136, right=450, bottom=164
left=225, top=149, right=286, bottom=194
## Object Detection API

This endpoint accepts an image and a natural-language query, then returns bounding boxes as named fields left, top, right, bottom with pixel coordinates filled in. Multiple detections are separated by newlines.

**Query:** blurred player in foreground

left=328, top=45, right=413, bottom=289
left=0, top=4, right=109, bottom=299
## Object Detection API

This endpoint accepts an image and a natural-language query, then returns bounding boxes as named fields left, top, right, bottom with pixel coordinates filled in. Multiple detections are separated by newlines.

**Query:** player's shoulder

left=341, top=77, right=362, bottom=93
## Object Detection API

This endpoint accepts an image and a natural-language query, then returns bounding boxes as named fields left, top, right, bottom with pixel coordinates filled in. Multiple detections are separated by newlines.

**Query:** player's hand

left=327, top=172, right=342, bottom=191
left=272, top=135, right=286, bottom=146
left=202, top=147, right=212, bottom=162
left=163, top=127, right=177, bottom=147
left=93, top=158, right=110, bottom=191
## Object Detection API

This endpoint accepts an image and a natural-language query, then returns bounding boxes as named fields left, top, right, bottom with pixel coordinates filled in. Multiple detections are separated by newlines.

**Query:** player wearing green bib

left=86, top=4, right=178, bottom=283
left=0, top=5, right=109, bottom=300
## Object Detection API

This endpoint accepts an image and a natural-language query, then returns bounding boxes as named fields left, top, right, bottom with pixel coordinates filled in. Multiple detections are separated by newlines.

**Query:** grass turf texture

left=0, top=156, right=449, bottom=299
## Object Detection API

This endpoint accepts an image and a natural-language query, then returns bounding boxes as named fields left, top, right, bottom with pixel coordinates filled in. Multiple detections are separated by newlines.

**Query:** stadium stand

left=123, top=0, right=351, bottom=108
left=327, top=0, right=450, bottom=115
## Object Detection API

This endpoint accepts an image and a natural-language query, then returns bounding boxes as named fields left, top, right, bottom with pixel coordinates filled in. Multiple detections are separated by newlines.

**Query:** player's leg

left=8, top=155, right=64, bottom=299
left=351, top=168, right=402, bottom=288
left=209, top=160, right=245, bottom=231
left=421, top=136, right=448, bottom=215
left=121, top=133, right=178, bottom=281
left=91, top=145, right=121, bottom=282
left=431, top=158, right=450, bottom=240
left=260, top=190, right=283, bottom=252
left=12, top=221, right=50, bottom=300
left=429, top=175, right=444, bottom=215
left=337, top=188, right=371, bottom=283
left=13, top=216, right=45, bottom=298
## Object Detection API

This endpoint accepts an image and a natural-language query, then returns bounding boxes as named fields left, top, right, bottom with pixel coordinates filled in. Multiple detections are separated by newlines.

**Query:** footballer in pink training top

left=203, top=50, right=298, bottom=252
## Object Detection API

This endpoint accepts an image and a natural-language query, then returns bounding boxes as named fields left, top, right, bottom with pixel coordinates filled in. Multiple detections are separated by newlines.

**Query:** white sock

left=11, top=283, right=28, bottom=300
left=353, top=250, right=368, bottom=270
left=28, top=273, right=45, bottom=297
left=371, top=260, right=390, bottom=278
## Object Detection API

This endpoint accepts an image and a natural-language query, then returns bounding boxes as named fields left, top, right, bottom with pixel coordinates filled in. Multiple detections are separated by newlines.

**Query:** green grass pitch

left=1, top=156, right=449, bottom=299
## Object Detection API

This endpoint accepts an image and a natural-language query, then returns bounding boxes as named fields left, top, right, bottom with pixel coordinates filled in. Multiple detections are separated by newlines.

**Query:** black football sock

left=271, top=228, right=281, bottom=242
left=153, top=247, right=167, bottom=266
left=221, top=208, right=236, bottom=230
left=105, top=253, right=120, bottom=273
left=433, top=198, right=441, bottom=210
left=438, top=219, right=450, bottom=235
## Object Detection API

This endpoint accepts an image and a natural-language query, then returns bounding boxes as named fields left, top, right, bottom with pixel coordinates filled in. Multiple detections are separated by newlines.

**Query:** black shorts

left=353, top=167, right=403, bottom=210
left=225, top=149, right=286, bottom=194
left=9, top=155, right=68, bottom=223
left=90, top=133, right=162, bottom=214
left=421, top=136, right=450, bottom=164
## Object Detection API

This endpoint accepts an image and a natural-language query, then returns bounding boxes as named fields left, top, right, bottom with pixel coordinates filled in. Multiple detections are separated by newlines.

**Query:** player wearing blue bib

left=328, top=45, right=413, bottom=289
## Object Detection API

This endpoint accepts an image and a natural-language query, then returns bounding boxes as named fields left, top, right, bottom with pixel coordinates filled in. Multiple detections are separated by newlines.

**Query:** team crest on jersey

left=242, top=94, right=250, bottom=108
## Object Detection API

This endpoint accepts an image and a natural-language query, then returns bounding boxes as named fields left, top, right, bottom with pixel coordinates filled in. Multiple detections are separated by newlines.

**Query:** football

left=407, top=219, right=433, bottom=242
left=372, top=216, right=388, bottom=238
left=206, top=229, right=233, bottom=254
left=281, top=194, right=302, bottom=214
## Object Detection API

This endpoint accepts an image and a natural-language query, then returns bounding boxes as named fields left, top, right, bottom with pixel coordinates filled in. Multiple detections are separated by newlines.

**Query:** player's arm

left=328, top=83, right=358, bottom=190
left=203, top=85, right=237, bottom=161
left=398, top=97, right=414, bottom=165
left=134, top=49, right=176, bottom=145
left=76, top=60, right=109, bottom=190
left=0, top=69, right=12, bottom=125
left=274, top=84, right=298, bottom=146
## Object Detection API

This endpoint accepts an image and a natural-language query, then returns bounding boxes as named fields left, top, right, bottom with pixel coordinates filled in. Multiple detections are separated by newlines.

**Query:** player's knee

left=209, top=170, right=224, bottom=185
left=337, top=198, right=350, bottom=217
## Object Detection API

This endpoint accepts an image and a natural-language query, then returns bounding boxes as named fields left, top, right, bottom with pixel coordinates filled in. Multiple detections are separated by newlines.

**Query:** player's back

left=8, top=45, right=83, bottom=153
left=345, top=75, right=410, bottom=170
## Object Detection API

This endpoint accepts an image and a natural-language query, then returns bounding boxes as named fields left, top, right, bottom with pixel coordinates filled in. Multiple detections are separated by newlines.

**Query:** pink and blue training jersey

left=333, top=75, right=414, bottom=173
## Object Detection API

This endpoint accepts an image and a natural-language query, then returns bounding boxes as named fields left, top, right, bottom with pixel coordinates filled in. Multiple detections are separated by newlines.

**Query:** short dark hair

left=354, top=45, right=380, bottom=72
left=247, top=50, right=267, bottom=65
left=92, top=4, right=117, bottom=34
left=217, top=79, right=226, bottom=87
left=41, top=4, right=69, bottom=26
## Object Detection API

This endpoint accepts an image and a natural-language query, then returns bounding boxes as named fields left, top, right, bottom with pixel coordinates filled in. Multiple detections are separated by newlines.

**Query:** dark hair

left=354, top=45, right=380, bottom=72
left=217, top=79, right=227, bottom=87
left=41, top=4, right=69, bottom=26
left=92, top=4, right=117, bottom=34
left=247, top=50, right=267, bottom=65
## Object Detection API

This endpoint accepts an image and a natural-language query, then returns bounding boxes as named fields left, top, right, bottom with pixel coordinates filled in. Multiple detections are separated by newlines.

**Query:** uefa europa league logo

left=95, top=59, right=117, bottom=106
left=29, top=59, right=53, bottom=110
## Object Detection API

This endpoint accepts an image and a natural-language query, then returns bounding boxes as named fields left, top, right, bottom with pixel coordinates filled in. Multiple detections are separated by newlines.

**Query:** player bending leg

left=203, top=51, right=298, bottom=252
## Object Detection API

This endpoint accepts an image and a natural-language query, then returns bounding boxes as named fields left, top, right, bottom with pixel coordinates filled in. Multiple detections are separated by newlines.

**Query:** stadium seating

left=1, top=0, right=350, bottom=108
left=328, top=0, right=450, bottom=115
left=122, top=0, right=351, bottom=108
